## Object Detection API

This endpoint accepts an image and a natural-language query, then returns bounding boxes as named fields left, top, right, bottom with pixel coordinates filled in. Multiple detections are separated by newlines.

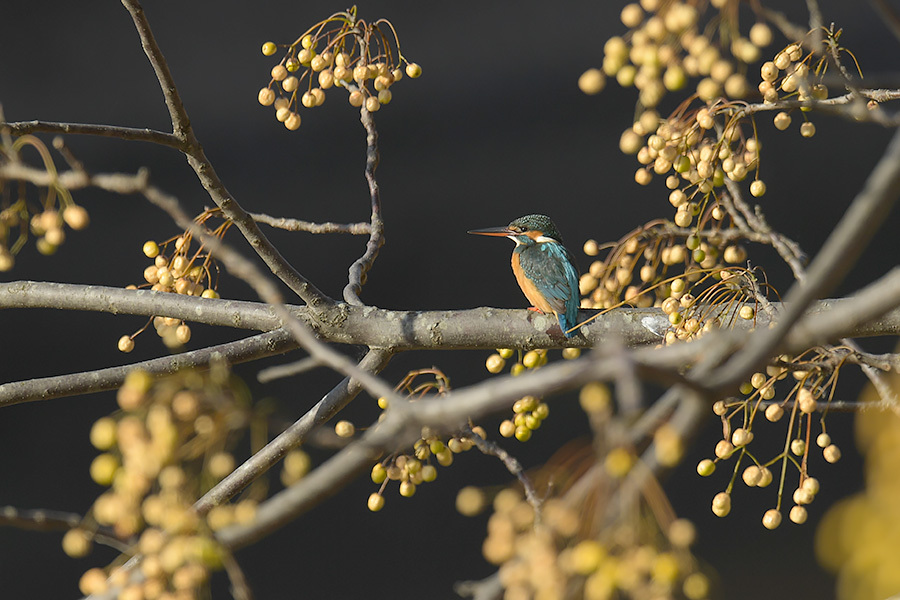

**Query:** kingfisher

left=469, top=214, right=580, bottom=338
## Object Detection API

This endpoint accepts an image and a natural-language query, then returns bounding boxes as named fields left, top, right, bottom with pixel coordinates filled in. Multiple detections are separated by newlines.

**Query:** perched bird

left=469, top=214, right=580, bottom=337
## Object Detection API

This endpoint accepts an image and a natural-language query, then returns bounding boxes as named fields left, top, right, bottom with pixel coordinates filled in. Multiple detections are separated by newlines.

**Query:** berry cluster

left=0, top=136, right=90, bottom=271
left=580, top=0, right=773, bottom=107
left=473, top=477, right=709, bottom=599
left=484, top=347, right=581, bottom=441
left=74, top=366, right=256, bottom=599
left=119, top=210, right=226, bottom=352
left=696, top=351, right=845, bottom=528
left=366, top=369, right=485, bottom=511
left=257, top=8, right=421, bottom=131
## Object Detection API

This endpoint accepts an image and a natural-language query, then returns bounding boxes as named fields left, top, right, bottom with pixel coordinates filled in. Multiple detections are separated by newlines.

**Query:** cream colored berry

left=742, top=465, right=761, bottom=486
left=715, top=439, right=734, bottom=458
left=405, top=62, right=422, bottom=78
left=117, top=335, right=135, bottom=353
left=696, top=459, right=716, bottom=476
left=334, top=420, right=355, bottom=438
left=271, top=64, right=288, bottom=81
left=367, top=493, right=385, bottom=511
left=800, top=122, right=816, bottom=138
left=790, top=439, right=806, bottom=456
left=789, top=505, right=808, bottom=524
left=711, top=492, right=731, bottom=517
left=365, top=95, right=381, bottom=112
left=824, top=444, right=842, bottom=463
left=816, top=432, right=831, bottom=448
left=765, top=404, right=784, bottom=422
left=762, top=509, right=782, bottom=530
left=284, top=112, right=302, bottom=131
left=749, top=179, right=766, bottom=197
left=578, top=68, right=606, bottom=95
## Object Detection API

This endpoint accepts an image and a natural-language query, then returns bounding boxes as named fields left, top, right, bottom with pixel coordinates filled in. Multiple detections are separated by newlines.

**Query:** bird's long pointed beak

left=468, top=226, right=514, bottom=237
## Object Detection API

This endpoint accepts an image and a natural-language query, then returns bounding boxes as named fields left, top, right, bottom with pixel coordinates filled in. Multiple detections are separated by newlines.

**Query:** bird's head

left=468, top=214, right=564, bottom=245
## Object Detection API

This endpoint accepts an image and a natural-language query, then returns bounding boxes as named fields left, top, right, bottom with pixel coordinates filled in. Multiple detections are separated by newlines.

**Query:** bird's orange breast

left=511, top=251, right=555, bottom=314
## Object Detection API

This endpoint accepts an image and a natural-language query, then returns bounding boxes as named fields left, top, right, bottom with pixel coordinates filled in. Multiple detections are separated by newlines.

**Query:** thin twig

left=0, top=121, right=181, bottom=149
left=343, top=106, right=385, bottom=305
left=465, top=426, right=542, bottom=522
left=0, top=506, right=131, bottom=553
left=249, top=212, right=372, bottom=235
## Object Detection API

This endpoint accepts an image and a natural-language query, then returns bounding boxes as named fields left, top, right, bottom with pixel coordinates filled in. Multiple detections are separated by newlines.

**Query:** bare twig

left=465, top=426, right=542, bottom=521
left=0, top=121, right=181, bottom=149
left=0, top=506, right=131, bottom=553
left=343, top=106, right=385, bottom=305
left=249, top=212, right=372, bottom=235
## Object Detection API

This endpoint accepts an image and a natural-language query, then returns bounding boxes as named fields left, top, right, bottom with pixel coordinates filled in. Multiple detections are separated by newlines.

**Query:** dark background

left=1, top=1, right=898, bottom=598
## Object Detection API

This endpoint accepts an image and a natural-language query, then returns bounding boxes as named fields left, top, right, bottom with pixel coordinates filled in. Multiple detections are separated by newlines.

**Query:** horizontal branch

left=0, top=329, right=296, bottom=407
left=4, top=281, right=900, bottom=353
left=0, top=120, right=181, bottom=149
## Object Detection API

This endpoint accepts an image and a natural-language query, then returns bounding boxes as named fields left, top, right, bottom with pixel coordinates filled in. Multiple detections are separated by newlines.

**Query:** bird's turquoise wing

left=519, top=242, right=580, bottom=336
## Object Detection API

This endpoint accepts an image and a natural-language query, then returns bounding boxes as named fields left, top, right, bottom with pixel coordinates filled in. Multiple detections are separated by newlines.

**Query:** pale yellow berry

left=367, top=493, right=385, bottom=511
left=276, top=107, right=291, bottom=122
left=485, top=354, right=506, bottom=374
left=749, top=23, right=773, bottom=47
left=714, top=439, right=734, bottom=458
left=800, top=122, right=816, bottom=138
left=750, top=179, right=766, bottom=197
left=365, top=95, right=381, bottom=112
left=757, top=467, right=773, bottom=487
left=284, top=112, right=302, bottom=131
left=334, top=420, right=355, bottom=438
left=711, top=492, right=731, bottom=517
left=739, top=305, right=755, bottom=320
left=742, top=465, right=761, bottom=486
left=281, top=76, right=299, bottom=92
left=62, top=528, right=92, bottom=558
left=261, top=42, right=277, bottom=56
left=378, top=89, right=392, bottom=105
left=399, top=481, right=416, bottom=497
left=271, top=64, right=288, bottom=81
left=405, top=62, right=422, bottom=78
left=456, top=486, right=486, bottom=516
left=824, top=444, right=842, bottom=463
left=762, top=508, right=782, bottom=529
left=765, top=404, right=784, bottom=422
left=90, top=453, right=119, bottom=486
left=774, top=111, right=791, bottom=130
left=578, top=68, right=606, bottom=95
left=696, top=458, right=716, bottom=476
left=816, top=432, right=831, bottom=448
left=63, top=204, right=89, bottom=230
left=348, top=90, right=364, bottom=107
left=789, top=505, right=808, bottom=524
left=79, top=568, right=109, bottom=596
left=732, top=428, right=753, bottom=447
left=790, top=439, right=806, bottom=456
left=499, top=420, right=516, bottom=438
left=90, top=417, right=117, bottom=450
left=117, top=335, right=135, bottom=353
left=620, top=3, right=644, bottom=27
left=258, top=88, right=275, bottom=106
